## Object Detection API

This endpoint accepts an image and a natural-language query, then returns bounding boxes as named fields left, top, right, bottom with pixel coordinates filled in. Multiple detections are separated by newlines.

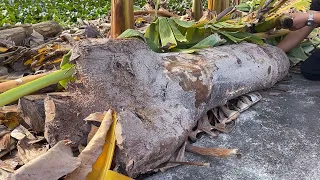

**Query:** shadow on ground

left=147, top=73, right=320, bottom=180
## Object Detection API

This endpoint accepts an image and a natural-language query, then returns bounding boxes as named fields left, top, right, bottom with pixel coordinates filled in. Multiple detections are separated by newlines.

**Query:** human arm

left=276, top=26, right=314, bottom=53
left=277, top=12, right=318, bottom=52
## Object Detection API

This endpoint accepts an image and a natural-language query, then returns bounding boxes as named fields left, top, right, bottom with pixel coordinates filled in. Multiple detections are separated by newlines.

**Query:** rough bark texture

left=32, top=21, right=63, bottom=38
left=0, top=26, right=33, bottom=46
left=0, top=21, right=62, bottom=45
left=69, top=39, right=289, bottom=177
left=44, top=93, right=90, bottom=148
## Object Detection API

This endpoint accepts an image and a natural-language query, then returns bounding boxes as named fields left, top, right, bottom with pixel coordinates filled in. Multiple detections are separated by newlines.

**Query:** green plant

left=0, top=0, right=111, bottom=26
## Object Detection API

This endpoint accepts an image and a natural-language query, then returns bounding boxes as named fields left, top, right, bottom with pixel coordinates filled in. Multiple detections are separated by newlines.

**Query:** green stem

left=155, top=0, right=160, bottom=18
left=192, top=0, right=203, bottom=21
left=0, top=68, right=74, bottom=107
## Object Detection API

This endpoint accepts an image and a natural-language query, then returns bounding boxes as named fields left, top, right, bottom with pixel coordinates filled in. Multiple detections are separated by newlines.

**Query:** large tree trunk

left=69, top=39, right=289, bottom=177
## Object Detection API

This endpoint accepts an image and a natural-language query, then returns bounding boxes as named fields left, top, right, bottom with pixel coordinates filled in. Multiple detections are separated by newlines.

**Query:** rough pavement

left=146, top=73, right=320, bottom=180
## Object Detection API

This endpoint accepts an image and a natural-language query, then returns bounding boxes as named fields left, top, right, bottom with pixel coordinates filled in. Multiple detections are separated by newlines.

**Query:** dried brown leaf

left=0, top=169, right=12, bottom=179
left=11, top=141, right=81, bottom=180
left=84, top=112, right=105, bottom=123
left=2, top=150, right=23, bottom=170
left=17, top=138, right=49, bottom=164
left=0, top=105, right=18, bottom=113
left=0, top=125, right=9, bottom=137
left=0, top=133, right=12, bottom=151
left=0, top=160, right=15, bottom=173
left=0, top=141, right=16, bottom=158
left=0, top=109, right=21, bottom=130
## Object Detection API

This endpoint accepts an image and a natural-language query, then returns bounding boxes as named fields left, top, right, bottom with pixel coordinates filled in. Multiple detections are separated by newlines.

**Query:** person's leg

left=301, top=49, right=320, bottom=81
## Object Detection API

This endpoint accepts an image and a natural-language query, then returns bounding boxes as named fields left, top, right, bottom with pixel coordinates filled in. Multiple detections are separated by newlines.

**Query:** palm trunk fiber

left=69, top=39, right=289, bottom=177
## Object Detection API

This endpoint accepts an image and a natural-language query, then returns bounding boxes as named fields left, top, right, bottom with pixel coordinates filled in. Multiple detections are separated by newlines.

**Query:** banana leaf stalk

left=253, top=15, right=293, bottom=32
left=192, top=0, right=203, bottom=21
left=0, top=68, right=74, bottom=107
left=213, top=0, right=230, bottom=14
left=0, top=72, right=50, bottom=93
left=111, top=0, right=134, bottom=38
left=254, top=29, right=290, bottom=39
left=208, top=0, right=214, bottom=11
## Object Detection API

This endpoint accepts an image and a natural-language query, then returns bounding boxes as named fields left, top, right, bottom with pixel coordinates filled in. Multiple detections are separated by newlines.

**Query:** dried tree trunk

left=0, top=26, right=33, bottom=46
left=69, top=39, right=289, bottom=177
left=32, top=21, right=63, bottom=38
left=0, top=21, right=62, bottom=46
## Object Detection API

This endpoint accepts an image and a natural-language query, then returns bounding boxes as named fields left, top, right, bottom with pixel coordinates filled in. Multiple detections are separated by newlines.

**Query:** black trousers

left=300, top=0, right=320, bottom=80
left=301, top=49, right=320, bottom=81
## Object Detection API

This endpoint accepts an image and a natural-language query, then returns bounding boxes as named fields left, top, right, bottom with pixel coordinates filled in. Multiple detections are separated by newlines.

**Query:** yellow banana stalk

left=254, top=29, right=290, bottom=39
left=208, top=0, right=214, bottom=11
left=254, top=15, right=293, bottom=32
left=86, top=110, right=132, bottom=180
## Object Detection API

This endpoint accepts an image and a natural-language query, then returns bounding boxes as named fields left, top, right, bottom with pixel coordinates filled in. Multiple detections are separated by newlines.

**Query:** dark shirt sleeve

left=310, top=0, right=320, bottom=11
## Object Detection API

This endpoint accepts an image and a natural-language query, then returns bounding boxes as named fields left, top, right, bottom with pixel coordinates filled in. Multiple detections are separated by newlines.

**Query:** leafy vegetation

left=0, top=0, right=112, bottom=26
left=121, top=0, right=311, bottom=54
left=0, top=0, right=207, bottom=26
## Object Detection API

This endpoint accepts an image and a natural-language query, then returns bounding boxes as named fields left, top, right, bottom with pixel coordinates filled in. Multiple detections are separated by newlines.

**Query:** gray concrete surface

left=146, top=73, right=320, bottom=180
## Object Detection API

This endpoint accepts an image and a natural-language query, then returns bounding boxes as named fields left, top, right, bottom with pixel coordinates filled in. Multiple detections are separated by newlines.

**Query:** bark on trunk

left=0, top=21, right=63, bottom=46
left=69, top=39, right=289, bottom=177
left=44, top=93, right=90, bottom=148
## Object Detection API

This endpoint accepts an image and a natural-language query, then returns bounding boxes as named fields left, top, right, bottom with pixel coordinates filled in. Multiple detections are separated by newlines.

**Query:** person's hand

left=288, top=13, right=309, bottom=31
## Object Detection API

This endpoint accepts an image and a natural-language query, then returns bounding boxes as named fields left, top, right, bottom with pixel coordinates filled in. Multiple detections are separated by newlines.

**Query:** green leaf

left=287, top=45, right=308, bottom=65
left=236, top=3, right=251, bottom=12
left=302, top=45, right=314, bottom=54
left=60, top=50, right=72, bottom=70
left=167, top=18, right=187, bottom=42
left=219, top=31, right=247, bottom=43
left=172, top=18, right=195, bottom=28
left=145, top=19, right=160, bottom=50
left=265, top=38, right=279, bottom=46
left=191, top=34, right=226, bottom=49
left=58, top=51, right=76, bottom=88
left=186, top=28, right=207, bottom=44
left=117, top=29, right=146, bottom=42
left=225, top=32, right=264, bottom=45
left=186, top=27, right=196, bottom=42
left=133, top=5, right=142, bottom=11
left=158, top=17, right=177, bottom=49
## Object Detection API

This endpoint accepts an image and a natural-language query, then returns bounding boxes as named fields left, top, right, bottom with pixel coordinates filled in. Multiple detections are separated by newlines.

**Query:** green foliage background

left=0, top=0, right=207, bottom=26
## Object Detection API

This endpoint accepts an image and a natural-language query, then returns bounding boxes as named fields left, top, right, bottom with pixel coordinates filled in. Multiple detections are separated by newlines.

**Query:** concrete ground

left=146, top=73, right=320, bottom=180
